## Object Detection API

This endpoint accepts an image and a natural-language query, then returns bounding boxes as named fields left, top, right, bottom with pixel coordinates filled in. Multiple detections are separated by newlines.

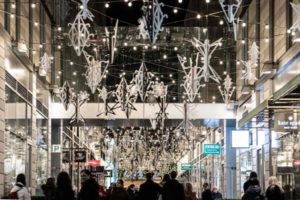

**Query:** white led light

left=34, top=22, right=38, bottom=26
left=265, top=24, right=269, bottom=29
left=172, top=80, right=175, bottom=84
left=105, top=3, right=109, bottom=8
left=11, top=3, right=16, bottom=8
left=124, top=42, right=128, bottom=46
left=174, top=46, right=178, bottom=51
left=173, top=8, right=178, bottom=13
left=72, top=81, right=76, bottom=85
left=241, top=40, right=245, bottom=44
left=219, top=20, right=224, bottom=25
left=58, top=27, right=62, bottom=31
left=178, top=0, right=182, bottom=3
left=73, top=72, right=77, bottom=76
left=153, top=45, right=157, bottom=49
left=206, top=0, right=210, bottom=3
left=31, top=3, right=36, bottom=8
left=163, top=54, right=167, bottom=59
left=128, top=2, right=132, bottom=7
left=133, top=46, right=137, bottom=51
left=169, top=74, right=173, bottom=78
left=70, top=62, right=74, bottom=65
left=197, top=14, right=201, bottom=19
left=242, top=22, right=246, bottom=27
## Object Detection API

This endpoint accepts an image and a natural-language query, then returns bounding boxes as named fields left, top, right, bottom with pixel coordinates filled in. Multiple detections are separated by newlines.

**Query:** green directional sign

left=181, top=163, right=192, bottom=171
left=203, top=144, right=221, bottom=155
left=52, top=144, right=61, bottom=153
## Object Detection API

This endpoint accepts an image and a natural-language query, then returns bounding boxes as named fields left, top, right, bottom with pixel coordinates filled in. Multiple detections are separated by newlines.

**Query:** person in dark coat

left=127, top=184, right=136, bottom=198
left=244, top=172, right=260, bottom=192
left=55, top=172, right=75, bottom=200
left=162, top=171, right=185, bottom=200
left=265, top=176, right=284, bottom=200
left=109, top=179, right=131, bottom=200
left=201, top=183, right=213, bottom=200
left=77, top=169, right=100, bottom=200
left=139, top=172, right=162, bottom=200
left=41, top=177, right=55, bottom=200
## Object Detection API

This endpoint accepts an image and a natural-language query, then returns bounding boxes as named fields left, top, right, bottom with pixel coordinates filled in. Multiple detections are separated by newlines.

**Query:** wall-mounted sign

left=181, top=163, right=192, bottom=171
left=203, top=144, right=221, bottom=155
left=274, top=113, right=300, bottom=131
left=87, top=160, right=100, bottom=167
left=231, top=130, right=250, bottom=148
left=62, top=151, right=70, bottom=163
left=104, top=170, right=113, bottom=177
left=294, top=160, right=300, bottom=166
left=91, top=166, right=104, bottom=174
left=52, top=144, right=61, bottom=153
left=74, top=150, right=86, bottom=163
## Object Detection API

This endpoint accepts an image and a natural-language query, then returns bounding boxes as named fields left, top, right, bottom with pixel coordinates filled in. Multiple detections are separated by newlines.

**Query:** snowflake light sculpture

left=105, top=20, right=119, bottom=64
left=151, top=81, right=168, bottom=98
left=190, top=38, right=222, bottom=84
left=289, top=3, right=300, bottom=33
left=137, top=0, right=168, bottom=44
left=240, top=42, right=259, bottom=83
left=131, top=61, right=154, bottom=102
left=219, top=0, right=242, bottom=40
left=67, top=0, right=94, bottom=56
left=114, top=77, right=137, bottom=118
left=39, top=52, right=51, bottom=76
left=218, top=75, right=235, bottom=104
left=178, top=53, right=205, bottom=102
left=97, top=87, right=117, bottom=117
left=69, top=91, right=89, bottom=124
left=83, top=51, right=109, bottom=94
left=59, top=81, right=74, bottom=110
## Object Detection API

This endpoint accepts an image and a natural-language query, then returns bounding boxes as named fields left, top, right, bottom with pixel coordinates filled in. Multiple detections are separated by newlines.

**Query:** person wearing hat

left=243, top=171, right=260, bottom=192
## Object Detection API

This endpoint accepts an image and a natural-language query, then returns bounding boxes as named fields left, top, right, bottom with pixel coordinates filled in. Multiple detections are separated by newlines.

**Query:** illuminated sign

left=203, top=144, right=220, bottom=155
left=231, top=130, right=250, bottom=148
left=181, top=163, right=193, bottom=170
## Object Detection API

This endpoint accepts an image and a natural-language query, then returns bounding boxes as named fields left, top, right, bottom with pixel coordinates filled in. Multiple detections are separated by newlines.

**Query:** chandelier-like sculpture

left=105, top=20, right=119, bottom=64
left=67, top=0, right=94, bottom=56
left=97, top=87, right=117, bottom=117
left=39, top=52, right=51, bottom=76
left=219, top=0, right=242, bottom=40
left=131, top=61, right=154, bottom=102
left=69, top=91, right=89, bottom=124
left=59, top=81, right=74, bottom=110
left=178, top=53, right=205, bottom=102
left=83, top=51, right=109, bottom=94
left=190, top=38, right=222, bottom=84
left=240, top=42, right=259, bottom=83
left=218, top=74, right=235, bottom=104
left=114, top=77, right=138, bottom=118
left=137, top=0, right=168, bottom=44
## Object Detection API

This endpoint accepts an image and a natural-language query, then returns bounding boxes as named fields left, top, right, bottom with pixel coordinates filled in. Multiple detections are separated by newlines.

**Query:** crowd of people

left=7, top=170, right=286, bottom=200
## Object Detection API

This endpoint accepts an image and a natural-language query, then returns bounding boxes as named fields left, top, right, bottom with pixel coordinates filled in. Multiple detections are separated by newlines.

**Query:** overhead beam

left=40, top=0, right=56, bottom=26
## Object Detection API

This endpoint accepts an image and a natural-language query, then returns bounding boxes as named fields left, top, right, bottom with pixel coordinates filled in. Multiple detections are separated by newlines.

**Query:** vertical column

left=31, top=73, right=37, bottom=195
left=0, top=36, right=6, bottom=195
left=236, top=149, right=241, bottom=198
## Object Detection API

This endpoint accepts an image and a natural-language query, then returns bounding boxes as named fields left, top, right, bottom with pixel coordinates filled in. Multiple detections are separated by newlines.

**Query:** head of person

left=212, top=187, right=218, bottom=193
left=16, top=173, right=26, bottom=186
left=268, top=176, right=278, bottom=186
left=46, top=177, right=55, bottom=186
left=203, top=183, right=209, bottom=190
left=249, top=171, right=258, bottom=181
left=162, top=174, right=171, bottom=182
left=129, top=184, right=135, bottom=190
left=145, top=172, right=153, bottom=181
left=117, top=179, right=124, bottom=188
left=170, top=171, right=177, bottom=180
left=57, top=171, right=71, bottom=188
left=186, top=183, right=193, bottom=193
left=80, top=169, right=92, bottom=184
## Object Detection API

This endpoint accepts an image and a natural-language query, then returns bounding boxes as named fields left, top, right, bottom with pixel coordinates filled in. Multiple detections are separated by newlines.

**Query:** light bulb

left=105, top=3, right=109, bottom=8
left=197, top=14, right=201, bottom=19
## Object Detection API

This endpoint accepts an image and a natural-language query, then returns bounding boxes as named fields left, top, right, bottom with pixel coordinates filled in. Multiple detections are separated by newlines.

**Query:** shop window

left=36, top=112, right=48, bottom=194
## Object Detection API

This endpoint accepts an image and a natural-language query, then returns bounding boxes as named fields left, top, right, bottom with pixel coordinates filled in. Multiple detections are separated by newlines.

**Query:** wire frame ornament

left=219, top=0, right=242, bottom=40
left=289, top=3, right=300, bottom=33
left=240, top=42, right=259, bottom=83
left=67, top=0, right=94, bottom=56
left=218, top=74, right=235, bottom=104
left=131, top=61, right=154, bottom=102
left=59, top=81, right=74, bottom=110
left=83, top=51, right=109, bottom=94
left=114, top=77, right=137, bottom=118
left=69, top=91, right=89, bottom=124
left=190, top=37, right=222, bottom=84
left=178, top=53, right=205, bottom=102
left=137, top=0, right=168, bottom=44
left=105, top=20, right=119, bottom=64
left=39, top=52, right=51, bottom=76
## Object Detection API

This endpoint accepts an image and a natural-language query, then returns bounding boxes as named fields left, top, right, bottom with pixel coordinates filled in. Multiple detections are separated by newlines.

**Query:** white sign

left=277, top=120, right=300, bottom=130
left=52, top=144, right=61, bottom=153
left=231, top=130, right=250, bottom=148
